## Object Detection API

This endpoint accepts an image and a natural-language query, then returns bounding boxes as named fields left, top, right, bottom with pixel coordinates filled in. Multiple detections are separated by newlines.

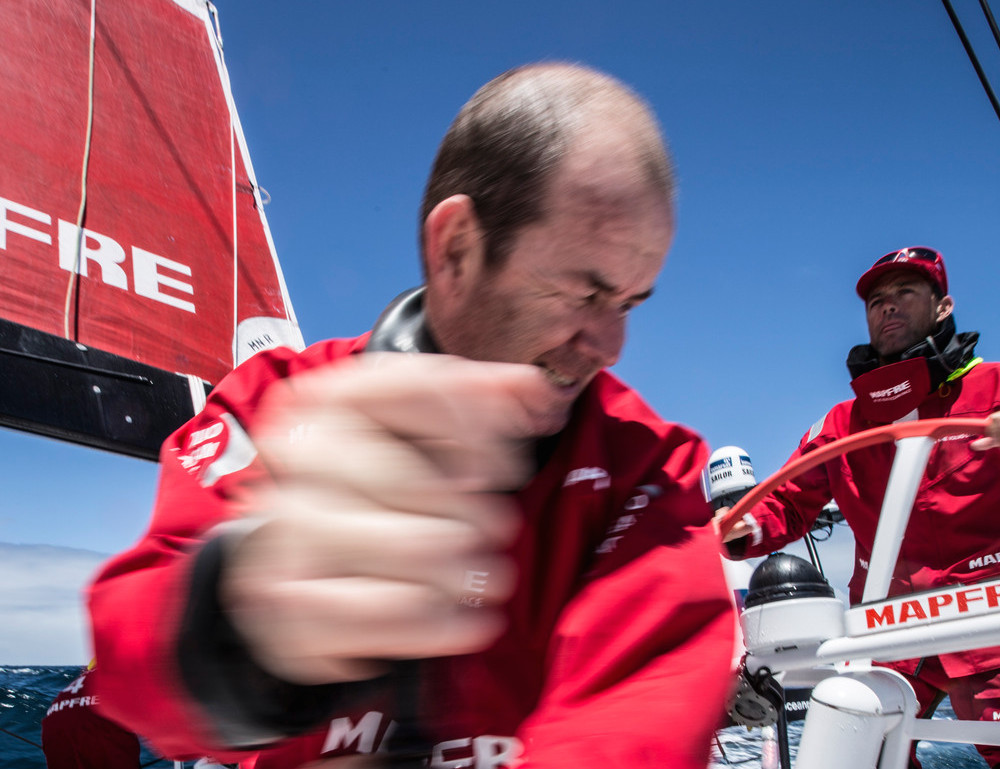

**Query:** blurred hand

left=970, top=411, right=1000, bottom=451
left=220, top=354, right=568, bottom=686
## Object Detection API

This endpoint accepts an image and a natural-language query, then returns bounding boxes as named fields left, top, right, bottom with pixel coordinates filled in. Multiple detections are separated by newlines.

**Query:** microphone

left=706, top=446, right=757, bottom=511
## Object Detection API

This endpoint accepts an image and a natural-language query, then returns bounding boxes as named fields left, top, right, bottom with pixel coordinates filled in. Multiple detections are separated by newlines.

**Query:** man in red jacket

left=88, top=62, right=735, bottom=769
left=41, top=663, right=141, bottom=769
left=721, top=247, right=1000, bottom=768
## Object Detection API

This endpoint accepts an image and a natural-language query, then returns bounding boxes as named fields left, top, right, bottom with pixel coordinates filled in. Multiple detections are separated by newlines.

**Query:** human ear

left=423, top=195, right=485, bottom=291
left=936, top=294, right=955, bottom=323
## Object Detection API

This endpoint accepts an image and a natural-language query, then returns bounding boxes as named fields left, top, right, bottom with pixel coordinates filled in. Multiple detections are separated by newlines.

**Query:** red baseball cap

left=856, top=246, right=948, bottom=300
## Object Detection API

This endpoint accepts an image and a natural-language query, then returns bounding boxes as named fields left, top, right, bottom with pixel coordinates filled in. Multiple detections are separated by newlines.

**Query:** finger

left=253, top=403, right=530, bottom=505
left=971, top=413, right=1000, bottom=451
left=722, top=520, right=750, bottom=543
left=263, top=354, right=568, bottom=444
left=711, top=506, right=730, bottom=533
left=245, top=473, right=521, bottom=549
left=224, top=576, right=509, bottom=684
left=345, top=354, right=569, bottom=440
left=281, top=577, right=509, bottom=658
left=227, top=507, right=518, bottom=601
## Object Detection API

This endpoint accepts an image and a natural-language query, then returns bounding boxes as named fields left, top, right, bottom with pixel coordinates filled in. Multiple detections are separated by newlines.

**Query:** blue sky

left=1, top=0, right=998, bottom=663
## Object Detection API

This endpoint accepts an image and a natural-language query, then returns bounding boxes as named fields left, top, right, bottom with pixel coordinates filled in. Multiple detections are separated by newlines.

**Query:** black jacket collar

left=365, top=287, right=439, bottom=354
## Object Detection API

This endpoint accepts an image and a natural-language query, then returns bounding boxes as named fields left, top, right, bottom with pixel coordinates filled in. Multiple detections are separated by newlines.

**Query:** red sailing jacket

left=738, top=362, right=1000, bottom=677
left=41, top=666, right=142, bottom=769
left=88, top=337, right=735, bottom=769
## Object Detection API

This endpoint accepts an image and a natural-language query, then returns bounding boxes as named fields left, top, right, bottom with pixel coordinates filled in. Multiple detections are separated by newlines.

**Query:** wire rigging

left=980, top=0, right=1000, bottom=51
left=940, top=0, right=1000, bottom=123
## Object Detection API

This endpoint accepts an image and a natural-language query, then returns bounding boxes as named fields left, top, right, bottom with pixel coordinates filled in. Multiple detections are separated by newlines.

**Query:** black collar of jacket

left=365, top=287, right=439, bottom=353
left=846, top=315, right=980, bottom=392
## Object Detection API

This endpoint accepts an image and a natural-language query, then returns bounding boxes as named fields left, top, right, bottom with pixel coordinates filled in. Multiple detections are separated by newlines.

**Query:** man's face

left=865, top=272, right=951, bottom=359
left=436, top=133, right=673, bottom=415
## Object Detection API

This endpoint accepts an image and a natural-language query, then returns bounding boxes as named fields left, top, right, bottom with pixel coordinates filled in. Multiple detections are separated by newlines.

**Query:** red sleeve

left=737, top=416, right=837, bottom=560
left=518, top=429, right=736, bottom=769
left=86, top=340, right=361, bottom=762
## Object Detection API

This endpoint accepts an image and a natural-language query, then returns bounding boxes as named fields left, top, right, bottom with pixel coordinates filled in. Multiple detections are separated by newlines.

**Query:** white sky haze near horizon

left=0, top=0, right=998, bottom=664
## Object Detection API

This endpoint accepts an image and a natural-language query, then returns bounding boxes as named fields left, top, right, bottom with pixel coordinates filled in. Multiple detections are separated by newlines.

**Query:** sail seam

left=62, top=0, right=98, bottom=340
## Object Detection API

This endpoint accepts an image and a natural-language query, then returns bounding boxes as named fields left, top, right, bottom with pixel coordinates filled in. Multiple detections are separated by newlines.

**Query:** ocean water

left=0, top=666, right=988, bottom=768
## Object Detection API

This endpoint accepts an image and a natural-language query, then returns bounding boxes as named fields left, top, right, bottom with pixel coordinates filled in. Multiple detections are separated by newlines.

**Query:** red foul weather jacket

left=736, top=360, right=1000, bottom=677
left=41, top=666, right=142, bottom=769
left=88, top=315, right=735, bottom=768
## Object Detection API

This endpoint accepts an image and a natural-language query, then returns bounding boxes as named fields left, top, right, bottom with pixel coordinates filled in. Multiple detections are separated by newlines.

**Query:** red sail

left=0, top=0, right=302, bottom=458
left=0, top=0, right=301, bottom=384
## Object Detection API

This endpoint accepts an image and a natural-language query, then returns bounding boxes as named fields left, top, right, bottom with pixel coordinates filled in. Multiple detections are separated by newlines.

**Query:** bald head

left=420, top=63, right=675, bottom=272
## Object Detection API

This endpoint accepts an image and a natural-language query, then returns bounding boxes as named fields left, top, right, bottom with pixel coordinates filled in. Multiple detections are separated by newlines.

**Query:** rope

left=712, top=732, right=761, bottom=765
left=0, top=725, right=42, bottom=750
left=714, top=733, right=730, bottom=763
left=62, top=0, right=98, bottom=340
